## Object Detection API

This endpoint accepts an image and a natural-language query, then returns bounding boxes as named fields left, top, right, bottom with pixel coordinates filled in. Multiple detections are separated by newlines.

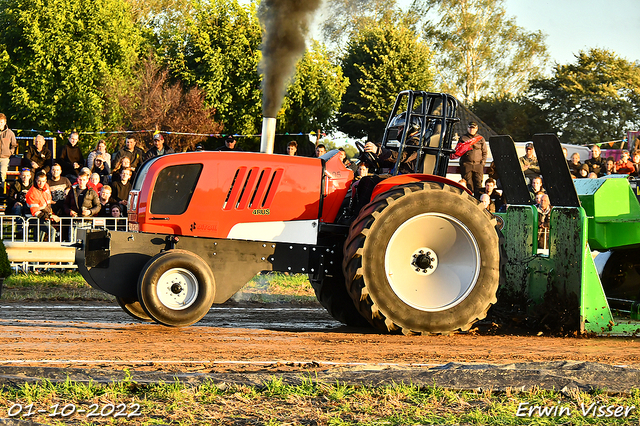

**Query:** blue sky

left=503, top=0, right=639, bottom=69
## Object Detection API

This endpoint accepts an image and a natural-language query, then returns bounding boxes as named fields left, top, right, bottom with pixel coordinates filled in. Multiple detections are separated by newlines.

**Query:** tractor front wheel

left=137, top=250, right=215, bottom=327
left=116, top=296, right=153, bottom=322
left=343, top=182, right=500, bottom=334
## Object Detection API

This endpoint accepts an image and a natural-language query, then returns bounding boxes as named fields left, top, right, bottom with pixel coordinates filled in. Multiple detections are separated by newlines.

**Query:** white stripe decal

left=227, top=220, right=318, bottom=245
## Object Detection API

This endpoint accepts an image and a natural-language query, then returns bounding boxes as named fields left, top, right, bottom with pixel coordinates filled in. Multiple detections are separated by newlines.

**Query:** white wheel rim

left=156, top=268, right=199, bottom=310
left=384, top=213, right=481, bottom=312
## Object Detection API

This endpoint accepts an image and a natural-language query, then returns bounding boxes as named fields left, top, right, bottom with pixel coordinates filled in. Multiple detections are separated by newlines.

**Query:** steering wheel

left=356, top=141, right=380, bottom=170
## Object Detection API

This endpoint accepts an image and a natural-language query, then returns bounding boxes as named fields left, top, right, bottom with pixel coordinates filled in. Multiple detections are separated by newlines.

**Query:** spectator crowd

left=0, top=121, right=183, bottom=240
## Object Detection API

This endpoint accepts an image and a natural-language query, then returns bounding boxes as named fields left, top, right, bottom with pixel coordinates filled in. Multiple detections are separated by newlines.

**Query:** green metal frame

left=499, top=205, right=640, bottom=336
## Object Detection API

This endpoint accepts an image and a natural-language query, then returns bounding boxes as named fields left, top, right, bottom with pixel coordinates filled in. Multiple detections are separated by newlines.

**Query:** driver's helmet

left=390, top=112, right=422, bottom=136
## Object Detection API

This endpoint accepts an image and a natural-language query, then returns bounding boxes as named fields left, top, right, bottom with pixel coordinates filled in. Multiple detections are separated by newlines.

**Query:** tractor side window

left=150, top=164, right=203, bottom=215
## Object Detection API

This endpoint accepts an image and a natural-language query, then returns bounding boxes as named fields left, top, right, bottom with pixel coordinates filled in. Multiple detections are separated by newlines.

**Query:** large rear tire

left=116, top=296, right=152, bottom=322
left=310, top=275, right=370, bottom=328
left=137, top=250, right=215, bottom=327
left=343, top=182, right=500, bottom=334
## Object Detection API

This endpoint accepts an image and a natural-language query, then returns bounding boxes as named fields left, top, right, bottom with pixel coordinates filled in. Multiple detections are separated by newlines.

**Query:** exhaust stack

left=260, top=117, right=276, bottom=154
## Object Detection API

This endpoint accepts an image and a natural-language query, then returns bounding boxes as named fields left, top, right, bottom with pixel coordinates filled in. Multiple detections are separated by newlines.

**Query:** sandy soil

left=0, top=301, right=638, bottom=373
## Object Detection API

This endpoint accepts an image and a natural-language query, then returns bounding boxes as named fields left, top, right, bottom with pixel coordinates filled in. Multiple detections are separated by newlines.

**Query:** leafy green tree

left=278, top=40, right=348, bottom=134
left=338, top=18, right=435, bottom=142
left=158, top=0, right=263, bottom=136
left=321, top=0, right=403, bottom=48
left=528, top=49, right=640, bottom=144
left=0, top=0, right=144, bottom=132
left=424, top=0, right=548, bottom=104
left=471, top=94, right=551, bottom=141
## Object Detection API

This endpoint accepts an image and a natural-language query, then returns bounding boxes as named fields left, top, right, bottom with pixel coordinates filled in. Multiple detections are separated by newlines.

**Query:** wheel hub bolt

left=411, top=248, right=438, bottom=275
left=171, top=282, right=183, bottom=294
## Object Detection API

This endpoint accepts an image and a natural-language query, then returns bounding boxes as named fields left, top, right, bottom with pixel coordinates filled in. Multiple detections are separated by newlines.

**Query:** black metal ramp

left=489, top=135, right=532, bottom=205
left=532, top=134, right=581, bottom=208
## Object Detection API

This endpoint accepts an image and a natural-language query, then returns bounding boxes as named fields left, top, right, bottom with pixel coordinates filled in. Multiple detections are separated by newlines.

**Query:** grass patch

left=0, top=271, right=316, bottom=303
left=0, top=378, right=638, bottom=425
left=1, top=271, right=113, bottom=301
left=232, top=272, right=317, bottom=303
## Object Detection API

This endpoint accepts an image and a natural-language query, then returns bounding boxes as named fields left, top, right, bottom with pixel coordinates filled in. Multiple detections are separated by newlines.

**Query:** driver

left=363, top=113, right=422, bottom=174
left=351, top=113, right=423, bottom=213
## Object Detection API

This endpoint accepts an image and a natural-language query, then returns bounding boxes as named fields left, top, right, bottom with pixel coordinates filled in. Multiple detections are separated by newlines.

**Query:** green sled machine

left=491, top=133, right=640, bottom=336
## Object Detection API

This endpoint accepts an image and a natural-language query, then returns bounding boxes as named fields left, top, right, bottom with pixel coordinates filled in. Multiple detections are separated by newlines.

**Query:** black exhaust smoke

left=258, top=0, right=322, bottom=119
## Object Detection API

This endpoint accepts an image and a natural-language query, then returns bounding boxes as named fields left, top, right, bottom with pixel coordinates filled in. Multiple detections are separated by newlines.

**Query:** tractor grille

left=223, top=166, right=284, bottom=210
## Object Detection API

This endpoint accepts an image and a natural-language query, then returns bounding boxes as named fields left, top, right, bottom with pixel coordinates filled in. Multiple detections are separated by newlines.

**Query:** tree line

left=0, top=0, right=637, bottom=154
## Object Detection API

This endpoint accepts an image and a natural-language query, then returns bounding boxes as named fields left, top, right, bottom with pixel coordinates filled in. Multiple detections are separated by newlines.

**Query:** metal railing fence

left=0, top=215, right=127, bottom=271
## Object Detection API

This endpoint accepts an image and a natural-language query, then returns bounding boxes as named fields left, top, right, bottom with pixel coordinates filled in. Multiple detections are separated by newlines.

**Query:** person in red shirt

left=26, top=171, right=60, bottom=241
left=615, top=150, right=635, bottom=174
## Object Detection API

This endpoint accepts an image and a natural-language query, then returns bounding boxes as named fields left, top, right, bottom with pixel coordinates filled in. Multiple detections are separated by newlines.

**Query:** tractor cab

left=372, top=91, right=459, bottom=176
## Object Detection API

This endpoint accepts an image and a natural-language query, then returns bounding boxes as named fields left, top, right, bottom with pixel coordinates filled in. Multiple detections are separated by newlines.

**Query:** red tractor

left=76, top=91, right=500, bottom=334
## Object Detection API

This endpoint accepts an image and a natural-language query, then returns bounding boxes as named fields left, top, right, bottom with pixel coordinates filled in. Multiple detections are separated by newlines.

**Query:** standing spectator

left=113, top=134, right=144, bottom=172
left=537, top=194, right=552, bottom=250
left=215, top=135, right=242, bottom=151
left=21, top=135, right=52, bottom=176
left=286, top=141, right=297, bottom=156
left=356, top=162, right=369, bottom=180
left=477, top=178, right=504, bottom=212
left=568, top=152, right=582, bottom=178
left=479, top=193, right=491, bottom=211
left=585, top=145, right=606, bottom=177
left=47, top=163, right=71, bottom=216
left=26, top=171, right=60, bottom=241
left=528, top=176, right=546, bottom=200
left=338, top=147, right=355, bottom=171
left=88, top=173, right=103, bottom=193
left=63, top=169, right=100, bottom=217
left=315, top=144, right=326, bottom=157
left=615, top=150, right=635, bottom=175
left=519, top=142, right=541, bottom=183
left=59, top=132, right=84, bottom=181
left=144, top=133, right=175, bottom=161
left=0, top=113, right=17, bottom=192
left=576, top=164, right=589, bottom=178
left=87, top=140, right=111, bottom=169
left=96, top=186, right=114, bottom=217
left=603, top=158, right=616, bottom=176
left=630, top=151, right=640, bottom=177
left=91, top=157, right=111, bottom=185
left=110, top=156, right=131, bottom=184
left=458, top=122, right=487, bottom=195
left=7, top=168, right=32, bottom=216
left=109, top=167, right=132, bottom=215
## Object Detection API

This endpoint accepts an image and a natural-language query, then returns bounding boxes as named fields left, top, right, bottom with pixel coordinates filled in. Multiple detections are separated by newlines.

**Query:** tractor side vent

left=223, top=166, right=284, bottom=211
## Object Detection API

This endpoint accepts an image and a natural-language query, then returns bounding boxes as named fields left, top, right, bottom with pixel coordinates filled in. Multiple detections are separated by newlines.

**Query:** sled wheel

left=310, top=275, right=370, bottom=328
left=137, top=250, right=215, bottom=327
left=343, top=181, right=500, bottom=334
left=116, top=296, right=153, bottom=322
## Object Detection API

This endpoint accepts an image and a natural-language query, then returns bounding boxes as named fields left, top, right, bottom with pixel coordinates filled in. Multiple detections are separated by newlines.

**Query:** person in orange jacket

left=26, top=171, right=60, bottom=241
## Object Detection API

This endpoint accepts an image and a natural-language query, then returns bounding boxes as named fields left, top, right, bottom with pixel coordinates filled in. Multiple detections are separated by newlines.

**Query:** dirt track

left=0, top=300, right=639, bottom=373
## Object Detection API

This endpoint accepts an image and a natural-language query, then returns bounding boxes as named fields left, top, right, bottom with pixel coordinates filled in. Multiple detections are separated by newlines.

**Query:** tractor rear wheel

left=116, top=296, right=152, bottom=322
left=343, top=182, right=500, bottom=334
left=310, top=275, right=370, bottom=328
left=137, top=250, right=215, bottom=327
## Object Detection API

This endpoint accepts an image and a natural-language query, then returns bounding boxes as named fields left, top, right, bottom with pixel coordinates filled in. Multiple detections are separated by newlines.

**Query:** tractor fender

left=371, top=174, right=471, bottom=201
